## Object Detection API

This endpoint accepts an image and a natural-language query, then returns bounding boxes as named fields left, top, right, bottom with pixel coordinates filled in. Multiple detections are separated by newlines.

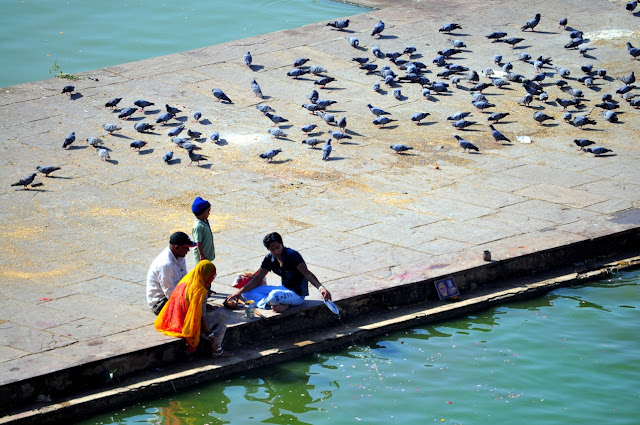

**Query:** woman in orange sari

left=155, top=260, right=229, bottom=357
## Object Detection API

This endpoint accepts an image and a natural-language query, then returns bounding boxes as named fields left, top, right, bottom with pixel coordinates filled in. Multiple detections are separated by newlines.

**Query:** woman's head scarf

left=154, top=260, right=216, bottom=351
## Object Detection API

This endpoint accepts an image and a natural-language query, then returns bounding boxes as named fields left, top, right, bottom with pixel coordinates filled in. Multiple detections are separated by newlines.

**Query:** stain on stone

left=609, top=208, right=640, bottom=225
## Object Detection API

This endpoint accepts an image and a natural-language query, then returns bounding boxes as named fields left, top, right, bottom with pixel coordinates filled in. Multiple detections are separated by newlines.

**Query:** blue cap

left=191, top=196, right=211, bottom=215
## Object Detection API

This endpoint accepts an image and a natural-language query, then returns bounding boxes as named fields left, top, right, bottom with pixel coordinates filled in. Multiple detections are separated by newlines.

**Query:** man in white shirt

left=146, top=232, right=196, bottom=315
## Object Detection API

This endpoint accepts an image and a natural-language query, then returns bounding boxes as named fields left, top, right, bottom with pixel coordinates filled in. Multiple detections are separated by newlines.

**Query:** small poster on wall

left=434, top=277, right=460, bottom=300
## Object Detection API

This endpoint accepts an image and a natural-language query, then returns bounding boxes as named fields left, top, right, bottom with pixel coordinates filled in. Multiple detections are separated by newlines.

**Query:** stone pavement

left=1, top=0, right=639, bottom=420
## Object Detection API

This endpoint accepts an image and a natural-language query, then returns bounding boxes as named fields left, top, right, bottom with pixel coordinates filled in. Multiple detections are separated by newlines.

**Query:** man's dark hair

left=263, top=232, right=283, bottom=248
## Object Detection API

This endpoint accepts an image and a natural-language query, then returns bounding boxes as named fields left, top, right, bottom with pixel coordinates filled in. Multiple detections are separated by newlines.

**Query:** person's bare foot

left=272, top=304, right=289, bottom=313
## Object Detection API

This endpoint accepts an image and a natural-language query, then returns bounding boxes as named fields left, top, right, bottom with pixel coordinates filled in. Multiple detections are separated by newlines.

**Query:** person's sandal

left=212, top=348, right=232, bottom=358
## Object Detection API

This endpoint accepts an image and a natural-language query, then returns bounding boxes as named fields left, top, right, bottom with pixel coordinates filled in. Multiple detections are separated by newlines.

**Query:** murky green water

left=77, top=269, right=640, bottom=425
left=0, top=0, right=367, bottom=87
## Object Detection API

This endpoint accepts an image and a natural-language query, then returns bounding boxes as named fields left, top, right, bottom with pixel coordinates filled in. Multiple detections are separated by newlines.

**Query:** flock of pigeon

left=10, top=3, right=640, bottom=190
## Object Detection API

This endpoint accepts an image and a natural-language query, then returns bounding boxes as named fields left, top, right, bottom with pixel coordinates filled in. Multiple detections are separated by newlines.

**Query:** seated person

left=146, top=232, right=196, bottom=315
left=227, top=232, right=331, bottom=313
left=155, top=260, right=230, bottom=357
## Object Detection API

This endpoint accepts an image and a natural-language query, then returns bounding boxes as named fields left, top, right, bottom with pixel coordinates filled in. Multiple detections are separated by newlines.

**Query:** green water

left=0, top=0, right=367, bottom=88
left=77, top=270, right=640, bottom=425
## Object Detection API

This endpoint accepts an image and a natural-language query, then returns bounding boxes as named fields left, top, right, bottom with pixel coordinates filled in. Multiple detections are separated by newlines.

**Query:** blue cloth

left=260, top=247, right=308, bottom=296
left=241, top=285, right=305, bottom=309
left=191, top=196, right=211, bottom=215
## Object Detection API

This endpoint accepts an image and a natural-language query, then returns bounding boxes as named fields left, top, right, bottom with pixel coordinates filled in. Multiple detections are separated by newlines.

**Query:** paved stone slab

left=0, top=0, right=639, bottom=412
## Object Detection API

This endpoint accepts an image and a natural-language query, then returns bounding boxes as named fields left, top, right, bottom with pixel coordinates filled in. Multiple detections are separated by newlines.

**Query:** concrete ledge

left=1, top=228, right=639, bottom=424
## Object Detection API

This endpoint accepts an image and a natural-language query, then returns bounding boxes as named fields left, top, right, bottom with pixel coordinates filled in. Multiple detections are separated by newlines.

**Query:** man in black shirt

left=228, top=232, right=332, bottom=312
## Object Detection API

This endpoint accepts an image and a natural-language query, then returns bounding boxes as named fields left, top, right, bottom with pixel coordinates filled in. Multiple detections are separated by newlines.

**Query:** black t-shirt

left=260, top=247, right=308, bottom=296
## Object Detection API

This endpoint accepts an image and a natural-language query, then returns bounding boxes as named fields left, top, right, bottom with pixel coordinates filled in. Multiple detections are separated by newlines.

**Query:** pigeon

left=448, top=40, right=466, bottom=49
left=163, top=151, right=173, bottom=163
left=287, top=68, right=310, bottom=78
left=463, top=70, right=480, bottom=84
left=616, top=85, right=636, bottom=96
left=62, top=132, right=76, bottom=149
left=489, top=124, right=511, bottom=144
left=243, top=51, right=252, bottom=66
left=393, top=89, right=402, bottom=100
left=539, top=92, right=549, bottom=102
left=314, top=99, right=337, bottom=109
left=36, top=166, right=61, bottom=177
left=61, top=85, right=74, bottom=95
left=373, top=116, right=397, bottom=127
left=302, top=124, right=317, bottom=134
left=322, top=139, right=332, bottom=160
left=188, top=150, right=208, bottom=166
left=192, top=110, right=202, bottom=122
left=422, top=88, right=431, bottom=98
left=631, top=98, right=640, bottom=108
left=627, top=1, right=638, bottom=14
left=165, top=104, right=181, bottom=115
left=11, top=173, right=37, bottom=189
left=452, top=119, right=476, bottom=130
left=181, top=142, right=196, bottom=152
left=533, top=111, right=554, bottom=125
left=572, top=115, right=596, bottom=128
left=602, top=110, right=618, bottom=122
left=568, top=88, right=584, bottom=98
left=347, top=37, right=360, bottom=48
left=556, top=98, right=574, bottom=110
left=502, top=37, right=525, bottom=48
left=390, top=144, right=413, bottom=154
left=134, top=122, right=155, bottom=133
left=627, top=43, right=640, bottom=60
left=259, top=148, right=282, bottom=161
left=617, top=72, right=635, bottom=85
left=470, top=82, right=491, bottom=92
left=372, top=45, right=385, bottom=59
left=168, top=125, right=185, bottom=137
left=130, top=140, right=147, bottom=151
left=492, top=78, right=509, bottom=89
left=302, top=138, right=323, bottom=148
left=447, top=112, right=471, bottom=121
left=97, top=148, right=111, bottom=161
left=86, top=137, right=104, bottom=147
left=319, top=112, right=336, bottom=125
left=251, top=79, right=263, bottom=98
left=584, top=147, right=612, bottom=156
left=327, top=19, right=349, bottom=30
left=371, top=20, right=385, bottom=37
left=367, top=104, right=391, bottom=116
left=104, top=98, right=122, bottom=110
left=558, top=17, right=568, bottom=29
left=302, top=103, right=323, bottom=113
left=353, top=57, right=369, bottom=64
left=473, top=101, right=495, bottom=110
left=265, top=112, right=288, bottom=126
left=439, top=23, right=462, bottom=33
left=330, top=130, right=352, bottom=141
left=156, top=112, right=175, bottom=124
left=519, top=93, right=533, bottom=107
left=386, top=52, right=402, bottom=61
left=494, top=54, right=503, bottom=64
left=212, top=88, right=233, bottom=103
left=338, top=116, right=347, bottom=133
left=134, top=99, right=154, bottom=110
left=488, top=112, right=510, bottom=123
left=411, top=112, right=430, bottom=124
left=307, top=89, right=320, bottom=103
left=573, top=139, right=595, bottom=150
left=360, top=63, right=378, bottom=73
left=521, top=13, right=541, bottom=31
left=102, top=124, right=121, bottom=134
left=268, top=128, right=287, bottom=138
left=210, top=131, right=220, bottom=143
left=384, top=75, right=395, bottom=85
left=404, top=45, right=418, bottom=55
left=486, top=31, right=507, bottom=41
left=256, top=104, right=274, bottom=115
left=187, top=129, right=202, bottom=139
left=556, top=79, right=568, bottom=88
left=314, top=76, right=336, bottom=88
left=565, top=38, right=584, bottom=49
left=595, top=101, right=619, bottom=110
left=516, top=53, right=531, bottom=62
left=310, top=65, right=326, bottom=75
left=118, top=107, right=137, bottom=119
left=294, top=58, right=310, bottom=67
left=172, top=137, right=189, bottom=147
left=563, top=112, right=573, bottom=122
left=454, top=135, right=479, bottom=153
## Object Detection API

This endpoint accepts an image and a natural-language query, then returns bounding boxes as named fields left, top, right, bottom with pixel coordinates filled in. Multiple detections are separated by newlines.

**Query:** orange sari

left=155, top=260, right=215, bottom=352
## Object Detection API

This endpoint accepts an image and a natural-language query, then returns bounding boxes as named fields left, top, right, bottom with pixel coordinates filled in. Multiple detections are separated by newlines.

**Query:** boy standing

left=191, top=196, right=215, bottom=263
